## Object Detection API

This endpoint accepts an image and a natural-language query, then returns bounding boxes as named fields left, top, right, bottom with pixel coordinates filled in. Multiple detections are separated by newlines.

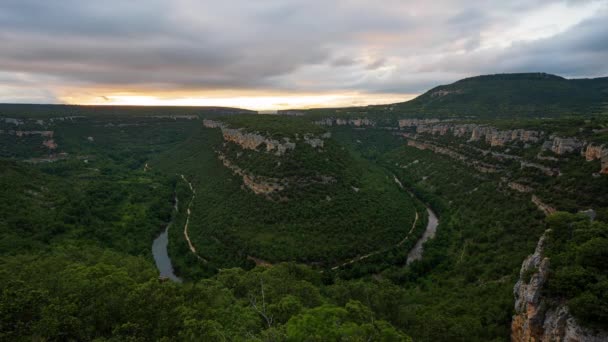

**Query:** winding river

left=152, top=196, right=182, bottom=282
left=406, top=207, right=439, bottom=265
left=152, top=174, right=439, bottom=277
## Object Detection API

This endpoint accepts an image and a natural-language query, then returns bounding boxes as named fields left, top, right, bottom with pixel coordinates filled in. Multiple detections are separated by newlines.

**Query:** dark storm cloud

left=0, top=0, right=606, bottom=101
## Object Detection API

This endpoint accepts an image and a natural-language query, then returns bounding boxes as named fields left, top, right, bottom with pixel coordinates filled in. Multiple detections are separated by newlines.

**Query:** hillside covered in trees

left=1, top=70, right=608, bottom=341
left=305, top=73, right=608, bottom=121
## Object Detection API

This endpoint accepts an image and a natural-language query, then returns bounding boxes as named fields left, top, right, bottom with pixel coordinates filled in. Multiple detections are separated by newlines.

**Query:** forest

left=1, top=95, right=607, bottom=341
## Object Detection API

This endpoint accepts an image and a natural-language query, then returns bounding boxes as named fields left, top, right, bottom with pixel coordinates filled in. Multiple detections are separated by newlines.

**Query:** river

left=406, top=207, right=439, bottom=265
left=152, top=196, right=182, bottom=282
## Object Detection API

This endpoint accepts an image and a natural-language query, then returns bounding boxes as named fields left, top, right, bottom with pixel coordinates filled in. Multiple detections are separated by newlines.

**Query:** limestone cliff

left=217, top=152, right=286, bottom=195
left=512, top=232, right=608, bottom=342
left=314, top=117, right=376, bottom=127
left=217, top=152, right=335, bottom=198
left=204, top=119, right=329, bottom=154
left=549, top=137, right=585, bottom=155
left=0, top=129, right=57, bottom=150
left=406, top=139, right=499, bottom=173
left=584, top=144, right=608, bottom=174
left=398, top=118, right=541, bottom=145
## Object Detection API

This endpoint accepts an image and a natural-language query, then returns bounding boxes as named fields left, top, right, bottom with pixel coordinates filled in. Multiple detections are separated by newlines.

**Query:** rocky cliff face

left=584, top=144, right=608, bottom=174
left=217, top=152, right=287, bottom=195
left=512, top=232, right=608, bottom=342
left=398, top=119, right=541, bottom=146
left=549, top=137, right=585, bottom=155
left=314, top=117, right=376, bottom=127
left=397, top=118, right=608, bottom=176
left=0, top=129, right=57, bottom=150
left=204, top=119, right=336, bottom=198
left=406, top=139, right=499, bottom=173
left=204, top=119, right=329, bottom=154
left=222, top=128, right=296, bottom=156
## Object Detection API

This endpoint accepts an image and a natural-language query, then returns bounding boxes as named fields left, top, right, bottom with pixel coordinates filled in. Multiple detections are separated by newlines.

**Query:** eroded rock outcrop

left=512, top=232, right=608, bottom=342
left=406, top=139, right=499, bottom=173
left=221, top=128, right=296, bottom=156
left=314, top=117, right=376, bottom=127
left=399, top=119, right=541, bottom=146
left=0, top=130, right=57, bottom=150
left=205, top=119, right=329, bottom=155
left=584, top=144, right=608, bottom=174
left=549, top=137, right=585, bottom=155
left=217, top=152, right=286, bottom=195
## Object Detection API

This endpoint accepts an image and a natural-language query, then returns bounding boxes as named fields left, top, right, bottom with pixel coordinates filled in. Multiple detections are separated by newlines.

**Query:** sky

left=0, top=0, right=607, bottom=110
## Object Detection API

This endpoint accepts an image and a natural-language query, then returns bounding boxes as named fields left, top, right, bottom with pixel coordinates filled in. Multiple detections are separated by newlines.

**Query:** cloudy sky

left=1, top=0, right=607, bottom=110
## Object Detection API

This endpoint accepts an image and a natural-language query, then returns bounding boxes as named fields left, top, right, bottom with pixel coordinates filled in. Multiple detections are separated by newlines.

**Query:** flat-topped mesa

left=314, top=117, right=376, bottom=127
left=204, top=119, right=330, bottom=156
left=584, top=144, right=608, bottom=174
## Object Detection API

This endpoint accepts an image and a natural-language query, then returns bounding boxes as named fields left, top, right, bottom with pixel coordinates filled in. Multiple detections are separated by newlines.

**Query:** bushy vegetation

left=544, top=212, right=608, bottom=329
left=1, top=98, right=607, bottom=341
left=150, top=121, right=419, bottom=271
left=303, top=73, right=608, bottom=121
left=220, top=114, right=325, bottom=137
left=0, top=250, right=409, bottom=341
left=0, top=160, right=173, bottom=257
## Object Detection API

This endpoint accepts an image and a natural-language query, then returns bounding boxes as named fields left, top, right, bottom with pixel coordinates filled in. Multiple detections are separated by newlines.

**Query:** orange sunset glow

left=58, top=90, right=415, bottom=111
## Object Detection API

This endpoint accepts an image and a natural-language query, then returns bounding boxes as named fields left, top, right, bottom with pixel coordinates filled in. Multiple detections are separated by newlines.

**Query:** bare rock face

left=584, top=144, right=608, bottom=174
left=512, top=232, right=608, bottom=342
left=397, top=118, right=543, bottom=147
left=315, top=117, right=376, bottom=127
left=217, top=152, right=286, bottom=195
left=550, top=137, right=584, bottom=155
left=205, top=119, right=330, bottom=156
left=397, top=118, right=440, bottom=128
left=202, top=119, right=224, bottom=128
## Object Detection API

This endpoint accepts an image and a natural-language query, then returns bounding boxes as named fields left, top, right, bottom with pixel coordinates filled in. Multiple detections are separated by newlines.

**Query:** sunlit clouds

left=0, top=0, right=607, bottom=109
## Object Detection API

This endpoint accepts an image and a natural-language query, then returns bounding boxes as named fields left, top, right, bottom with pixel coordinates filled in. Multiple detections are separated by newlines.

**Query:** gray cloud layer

left=0, top=0, right=607, bottom=102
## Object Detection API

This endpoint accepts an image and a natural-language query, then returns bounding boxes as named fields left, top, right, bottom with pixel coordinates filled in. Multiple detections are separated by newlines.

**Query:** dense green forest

left=303, top=73, right=608, bottom=121
left=544, top=213, right=608, bottom=328
left=2, top=72, right=608, bottom=341
left=150, top=118, right=419, bottom=271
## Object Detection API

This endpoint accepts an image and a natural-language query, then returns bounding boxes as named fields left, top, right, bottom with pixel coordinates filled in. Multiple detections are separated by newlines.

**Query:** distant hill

left=391, top=73, right=608, bottom=118
left=0, top=103, right=256, bottom=118
left=303, top=73, right=608, bottom=120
